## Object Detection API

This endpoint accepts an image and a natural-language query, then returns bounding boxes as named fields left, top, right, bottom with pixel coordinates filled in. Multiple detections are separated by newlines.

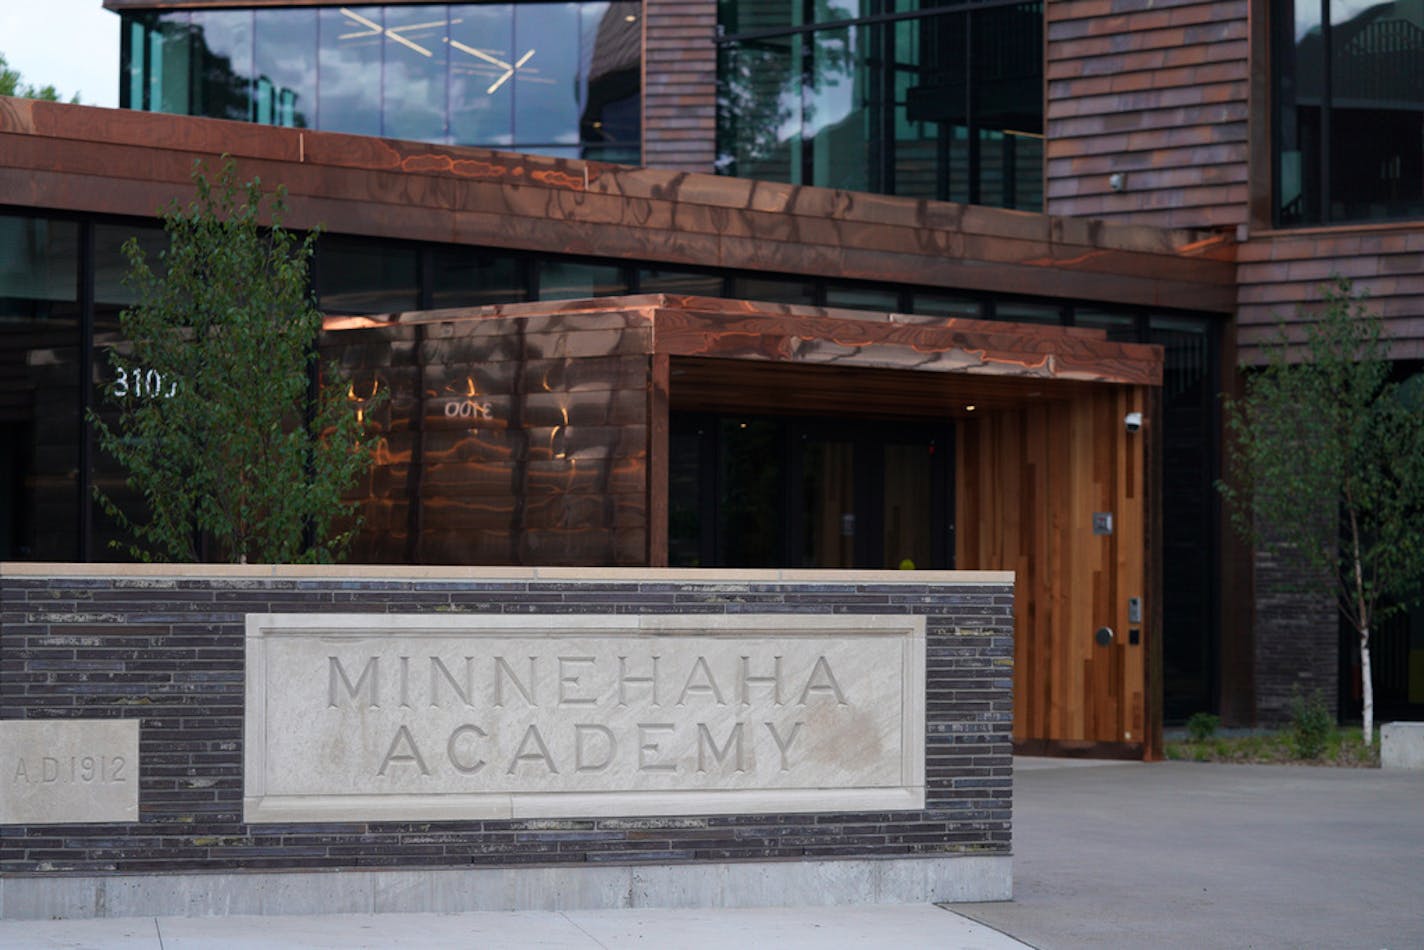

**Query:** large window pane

left=449, top=4, right=516, bottom=146
left=718, top=2, right=1042, bottom=208
left=90, top=223, right=170, bottom=561
left=581, top=3, right=642, bottom=157
left=515, top=4, right=583, bottom=147
left=432, top=246, right=527, bottom=307
left=254, top=8, right=317, bottom=127
left=384, top=6, right=450, bottom=142
left=0, top=216, right=81, bottom=561
left=537, top=259, right=627, bottom=300
left=320, top=6, right=383, bottom=136
left=316, top=239, right=420, bottom=314
left=1275, top=0, right=1424, bottom=224
left=191, top=9, right=253, bottom=121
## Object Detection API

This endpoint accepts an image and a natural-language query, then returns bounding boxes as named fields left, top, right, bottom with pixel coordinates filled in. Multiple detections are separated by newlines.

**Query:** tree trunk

left=1361, top=625, right=1373, bottom=746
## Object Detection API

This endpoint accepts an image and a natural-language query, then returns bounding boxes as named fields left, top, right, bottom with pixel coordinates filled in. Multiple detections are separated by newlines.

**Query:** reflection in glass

left=1275, top=0, right=1424, bottom=224
left=191, top=9, right=254, bottom=121
left=801, top=437, right=855, bottom=568
left=718, top=418, right=782, bottom=566
left=516, top=3, right=582, bottom=146
left=0, top=216, right=81, bottom=560
left=637, top=268, right=725, bottom=297
left=320, top=6, right=383, bottom=137
left=538, top=259, right=628, bottom=300
left=384, top=6, right=450, bottom=142
left=316, top=239, right=420, bottom=314
left=449, top=4, right=517, bottom=146
left=254, top=8, right=316, bottom=127
left=825, top=285, right=900, bottom=313
left=729, top=275, right=816, bottom=305
left=432, top=247, right=527, bottom=307
left=120, top=3, right=640, bottom=160
left=717, top=0, right=1043, bottom=207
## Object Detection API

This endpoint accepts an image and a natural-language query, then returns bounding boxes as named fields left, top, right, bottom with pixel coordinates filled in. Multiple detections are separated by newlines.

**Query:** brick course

left=0, top=570, right=1012, bottom=876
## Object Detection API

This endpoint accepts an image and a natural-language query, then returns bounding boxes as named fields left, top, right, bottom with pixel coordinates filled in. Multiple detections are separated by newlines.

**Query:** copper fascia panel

left=1, top=98, right=1236, bottom=312
left=326, top=294, right=1162, bottom=388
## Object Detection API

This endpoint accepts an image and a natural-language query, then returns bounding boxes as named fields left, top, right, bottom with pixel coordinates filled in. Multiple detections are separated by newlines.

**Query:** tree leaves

left=88, top=157, right=379, bottom=564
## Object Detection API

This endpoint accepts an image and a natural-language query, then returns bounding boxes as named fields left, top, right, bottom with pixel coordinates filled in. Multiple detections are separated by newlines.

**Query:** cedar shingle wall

left=642, top=0, right=718, bottom=172
left=1045, top=0, right=1251, bottom=230
left=1236, top=227, right=1424, bottom=364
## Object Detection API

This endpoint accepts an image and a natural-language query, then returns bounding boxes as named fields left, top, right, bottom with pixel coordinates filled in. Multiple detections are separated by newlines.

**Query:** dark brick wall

left=0, top=571, right=1012, bottom=875
left=1253, top=549, right=1338, bottom=724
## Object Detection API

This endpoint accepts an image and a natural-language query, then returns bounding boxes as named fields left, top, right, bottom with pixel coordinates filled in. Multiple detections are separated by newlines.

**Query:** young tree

left=1220, top=278, right=1424, bottom=744
left=90, top=157, right=379, bottom=564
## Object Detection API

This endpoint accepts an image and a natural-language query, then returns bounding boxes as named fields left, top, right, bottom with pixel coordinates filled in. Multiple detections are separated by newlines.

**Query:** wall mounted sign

left=1, top=720, right=140, bottom=824
left=244, top=613, right=925, bottom=822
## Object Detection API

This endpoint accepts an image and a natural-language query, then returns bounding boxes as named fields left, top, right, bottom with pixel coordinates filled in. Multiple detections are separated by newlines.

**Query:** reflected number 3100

left=113, top=365, right=179, bottom=399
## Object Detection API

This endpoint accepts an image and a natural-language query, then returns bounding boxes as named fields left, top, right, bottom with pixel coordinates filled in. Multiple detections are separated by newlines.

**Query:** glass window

left=537, top=259, right=628, bottom=299
left=729, top=275, right=816, bottom=306
left=449, top=3, right=517, bottom=147
left=191, top=9, right=254, bottom=121
left=515, top=3, right=583, bottom=148
left=319, top=7, right=383, bottom=137
left=121, top=3, right=641, bottom=161
left=316, top=239, right=420, bottom=314
left=581, top=3, right=642, bottom=161
left=384, top=6, right=450, bottom=142
left=637, top=267, right=725, bottom=296
left=1074, top=308, right=1139, bottom=342
left=825, top=285, right=900, bottom=313
left=432, top=246, right=528, bottom=306
left=0, top=216, right=81, bottom=561
left=90, top=223, right=169, bottom=561
left=995, top=301, right=1063, bottom=325
left=255, top=8, right=317, bottom=127
left=718, top=0, right=1043, bottom=208
left=911, top=292, right=981, bottom=319
left=1275, top=0, right=1424, bottom=225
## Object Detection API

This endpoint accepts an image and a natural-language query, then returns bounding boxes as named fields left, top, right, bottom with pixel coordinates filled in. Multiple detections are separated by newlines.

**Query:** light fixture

left=625, top=13, right=638, bottom=21
left=964, top=404, right=976, bottom=412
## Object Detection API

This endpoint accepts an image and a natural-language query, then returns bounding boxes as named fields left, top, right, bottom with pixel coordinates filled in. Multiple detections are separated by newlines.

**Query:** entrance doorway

left=668, top=413, right=953, bottom=570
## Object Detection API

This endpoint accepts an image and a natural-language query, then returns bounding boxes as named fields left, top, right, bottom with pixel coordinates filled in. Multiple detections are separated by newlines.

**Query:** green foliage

left=1163, top=727, right=1379, bottom=767
left=0, top=52, right=80, bottom=102
left=89, top=157, right=378, bottom=564
left=1218, top=279, right=1424, bottom=741
left=1288, top=689, right=1333, bottom=760
left=1185, top=712, right=1220, bottom=742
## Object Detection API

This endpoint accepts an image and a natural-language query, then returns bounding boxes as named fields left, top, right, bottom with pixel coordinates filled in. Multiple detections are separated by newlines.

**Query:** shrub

left=1288, top=689, right=1333, bottom=760
left=1186, top=712, right=1220, bottom=742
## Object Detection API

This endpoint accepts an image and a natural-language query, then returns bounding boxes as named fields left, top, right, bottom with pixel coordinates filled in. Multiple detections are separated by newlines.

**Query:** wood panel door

left=958, top=386, right=1158, bottom=758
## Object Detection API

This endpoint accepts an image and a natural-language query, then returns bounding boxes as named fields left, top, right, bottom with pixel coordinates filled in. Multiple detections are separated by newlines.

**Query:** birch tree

left=1220, top=278, right=1424, bottom=745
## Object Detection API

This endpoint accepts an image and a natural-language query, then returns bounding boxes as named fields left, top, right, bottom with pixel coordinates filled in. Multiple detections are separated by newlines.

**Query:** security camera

left=1124, top=412, right=1143, bottom=433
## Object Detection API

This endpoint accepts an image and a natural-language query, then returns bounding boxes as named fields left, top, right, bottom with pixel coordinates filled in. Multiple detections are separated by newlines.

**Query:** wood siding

left=1046, top=0, right=1251, bottom=231
left=643, top=0, right=718, bottom=172
left=1237, top=226, right=1424, bottom=364
left=958, top=387, right=1154, bottom=755
left=0, top=98, right=1237, bottom=312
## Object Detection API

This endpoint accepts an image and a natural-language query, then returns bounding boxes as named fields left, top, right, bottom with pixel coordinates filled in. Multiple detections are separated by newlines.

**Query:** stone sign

left=244, top=613, right=925, bottom=822
left=1, top=720, right=140, bottom=824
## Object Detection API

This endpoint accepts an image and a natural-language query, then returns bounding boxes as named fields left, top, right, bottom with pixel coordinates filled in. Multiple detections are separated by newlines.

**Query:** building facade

left=2, top=0, right=1422, bottom=747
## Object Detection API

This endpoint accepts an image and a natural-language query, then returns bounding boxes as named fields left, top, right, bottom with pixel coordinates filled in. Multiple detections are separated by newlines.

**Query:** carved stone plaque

left=1, top=719, right=140, bottom=824
left=244, top=613, right=925, bottom=822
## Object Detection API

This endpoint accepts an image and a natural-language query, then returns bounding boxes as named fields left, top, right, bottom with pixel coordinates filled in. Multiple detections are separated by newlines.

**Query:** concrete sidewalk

left=0, top=904, right=1025, bottom=949
left=958, top=758, right=1424, bottom=949
left=6, top=758, right=1423, bottom=948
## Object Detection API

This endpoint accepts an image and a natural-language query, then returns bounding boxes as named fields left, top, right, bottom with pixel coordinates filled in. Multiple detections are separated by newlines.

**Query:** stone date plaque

left=1, top=719, right=140, bottom=824
left=244, top=613, right=925, bottom=822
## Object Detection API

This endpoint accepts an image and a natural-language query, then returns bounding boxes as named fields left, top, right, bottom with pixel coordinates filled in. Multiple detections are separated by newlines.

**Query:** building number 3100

left=112, top=364, right=179, bottom=400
